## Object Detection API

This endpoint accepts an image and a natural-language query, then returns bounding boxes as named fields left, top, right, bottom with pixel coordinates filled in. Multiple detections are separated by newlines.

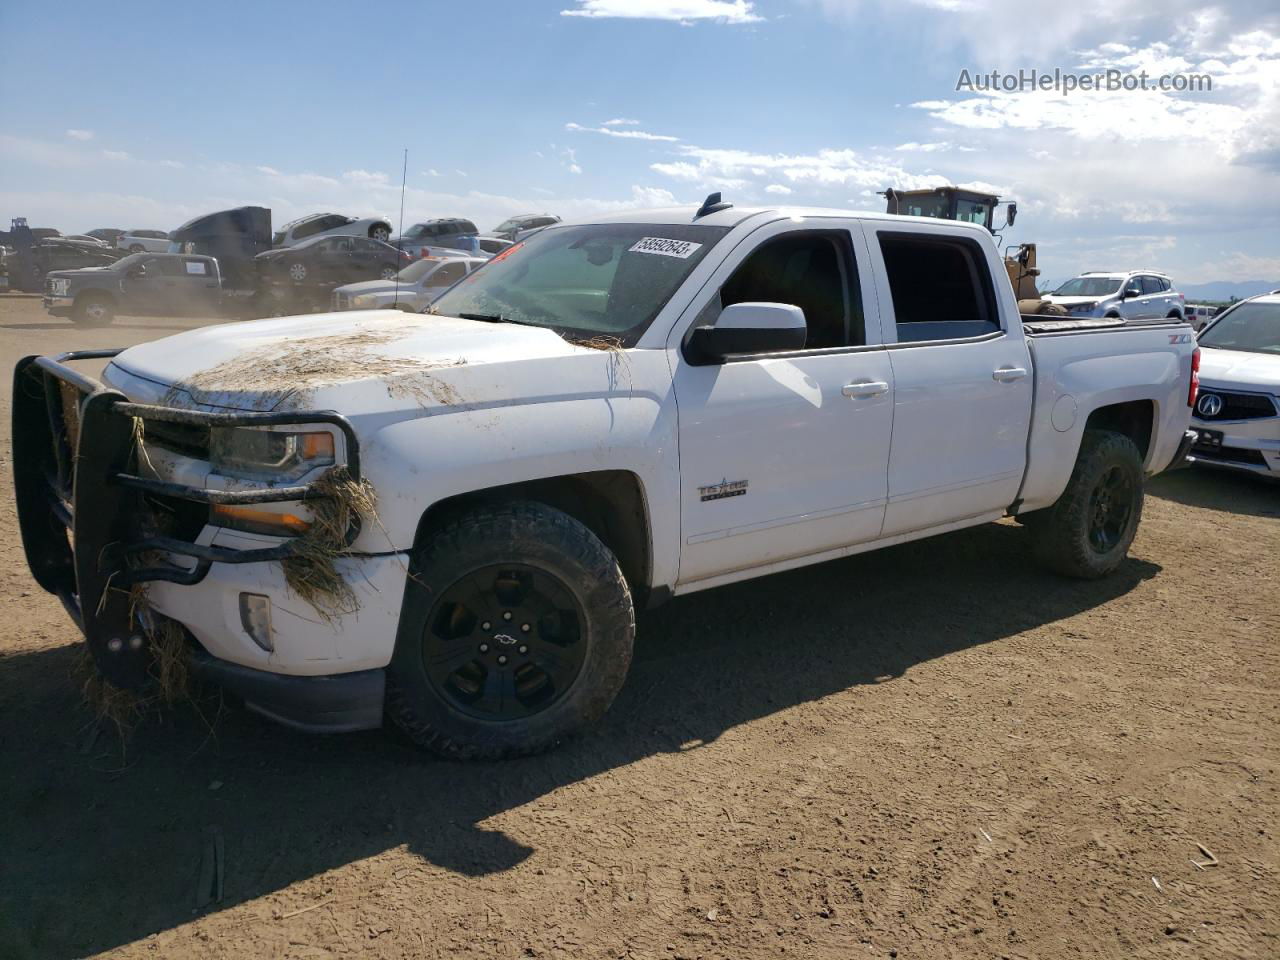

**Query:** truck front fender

left=356, top=394, right=680, bottom=591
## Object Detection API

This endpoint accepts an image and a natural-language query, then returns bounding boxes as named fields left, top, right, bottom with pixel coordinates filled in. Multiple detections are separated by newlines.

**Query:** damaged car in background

left=13, top=198, right=1196, bottom=759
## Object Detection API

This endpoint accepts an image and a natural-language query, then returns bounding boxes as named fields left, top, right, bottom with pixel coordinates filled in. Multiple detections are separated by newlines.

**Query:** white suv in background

left=1187, top=293, right=1280, bottom=479
left=115, top=229, right=171, bottom=254
left=1045, top=271, right=1185, bottom=321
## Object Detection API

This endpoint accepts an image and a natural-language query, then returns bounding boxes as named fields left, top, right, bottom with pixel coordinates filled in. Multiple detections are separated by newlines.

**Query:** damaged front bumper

left=12, top=349, right=387, bottom=730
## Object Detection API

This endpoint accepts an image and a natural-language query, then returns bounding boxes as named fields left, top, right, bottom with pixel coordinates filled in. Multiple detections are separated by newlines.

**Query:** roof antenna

left=694, top=191, right=732, bottom=219
left=393, top=147, right=408, bottom=310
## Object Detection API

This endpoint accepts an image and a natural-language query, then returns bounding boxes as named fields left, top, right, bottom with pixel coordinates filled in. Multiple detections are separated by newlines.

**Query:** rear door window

left=1140, top=276, right=1162, bottom=295
left=877, top=233, right=1000, bottom=342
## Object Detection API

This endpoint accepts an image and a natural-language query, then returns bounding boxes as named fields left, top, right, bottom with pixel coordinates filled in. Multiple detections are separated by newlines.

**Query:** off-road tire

left=71, top=294, right=115, bottom=327
left=1029, top=429, right=1144, bottom=579
left=387, top=501, right=635, bottom=759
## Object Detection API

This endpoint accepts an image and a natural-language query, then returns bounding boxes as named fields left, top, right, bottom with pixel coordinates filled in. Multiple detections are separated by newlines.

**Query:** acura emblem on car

left=1197, top=393, right=1223, bottom=417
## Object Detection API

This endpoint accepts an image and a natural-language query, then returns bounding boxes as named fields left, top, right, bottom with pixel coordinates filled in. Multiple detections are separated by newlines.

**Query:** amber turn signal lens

left=300, top=432, right=335, bottom=460
left=210, top=504, right=311, bottom=537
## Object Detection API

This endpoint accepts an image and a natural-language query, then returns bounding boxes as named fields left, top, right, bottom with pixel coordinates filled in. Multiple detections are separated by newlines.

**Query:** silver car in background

left=330, top=255, right=487, bottom=312
left=1187, top=294, right=1280, bottom=479
left=1044, top=270, right=1186, bottom=321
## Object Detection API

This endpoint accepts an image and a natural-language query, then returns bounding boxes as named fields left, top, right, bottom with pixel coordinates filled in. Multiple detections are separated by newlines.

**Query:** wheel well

left=1167, top=309, right=1183, bottom=318
left=1084, top=400, right=1154, bottom=460
left=75, top=289, right=115, bottom=306
left=411, top=471, right=653, bottom=601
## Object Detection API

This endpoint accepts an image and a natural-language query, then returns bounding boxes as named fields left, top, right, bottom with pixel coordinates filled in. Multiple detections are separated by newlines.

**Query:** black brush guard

left=12, top=350, right=361, bottom=690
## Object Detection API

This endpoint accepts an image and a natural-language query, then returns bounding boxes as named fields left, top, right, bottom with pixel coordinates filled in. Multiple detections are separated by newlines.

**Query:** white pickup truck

left=14, top=200, right=1199, bottom=758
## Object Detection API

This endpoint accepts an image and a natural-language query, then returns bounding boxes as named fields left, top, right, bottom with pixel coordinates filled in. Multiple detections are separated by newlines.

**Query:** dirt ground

left=0, top=292, right=1276, bottom=960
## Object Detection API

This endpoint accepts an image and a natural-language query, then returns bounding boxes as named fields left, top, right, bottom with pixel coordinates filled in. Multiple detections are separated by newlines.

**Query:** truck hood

left=1197, top=346, right=1280, bottom=393
left=108, top=309, right=612, bottom=414
left=334, top=279, right=407, bottom=296
left=47, top=266, right=119, bottom=279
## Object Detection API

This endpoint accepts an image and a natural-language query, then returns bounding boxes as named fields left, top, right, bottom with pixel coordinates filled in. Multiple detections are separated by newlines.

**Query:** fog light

left=239, top=593, right=274, bottom=652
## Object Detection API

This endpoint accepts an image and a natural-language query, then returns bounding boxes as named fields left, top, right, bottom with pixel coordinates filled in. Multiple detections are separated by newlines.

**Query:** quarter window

left=878, top=233, right=1000, bottom=343
left=430, top=262, right=467, bottom=286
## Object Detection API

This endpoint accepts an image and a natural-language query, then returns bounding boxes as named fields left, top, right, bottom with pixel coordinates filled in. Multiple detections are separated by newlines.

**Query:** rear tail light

left=1188, top=346, right=1200, bottom=407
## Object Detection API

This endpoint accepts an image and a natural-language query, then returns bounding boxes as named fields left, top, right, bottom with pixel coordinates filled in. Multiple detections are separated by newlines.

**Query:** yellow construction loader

left=882, top=186, right=1061, bottom=314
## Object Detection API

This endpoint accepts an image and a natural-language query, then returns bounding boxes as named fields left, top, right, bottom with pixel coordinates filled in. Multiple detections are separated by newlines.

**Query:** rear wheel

left=387, top=501, right=634, bottom=759
left=72, top=294, right=115, bottom=326
left=288, top=262, right=307, bottom=282
left=1028, top=429, right=1144, bottom=579
left=378, top=264, right=398, bottom=281
left=369, top=224, right=391, bottom=242
left=128, top=243, right=145, bottom=254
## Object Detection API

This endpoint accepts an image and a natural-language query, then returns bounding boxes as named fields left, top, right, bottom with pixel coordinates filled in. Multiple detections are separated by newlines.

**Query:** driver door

left=669, top=220, right=894, bottom=587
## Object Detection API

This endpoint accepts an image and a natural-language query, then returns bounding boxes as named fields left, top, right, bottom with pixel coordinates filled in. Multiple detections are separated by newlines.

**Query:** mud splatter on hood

left=108, top=310, right=593, bottom=412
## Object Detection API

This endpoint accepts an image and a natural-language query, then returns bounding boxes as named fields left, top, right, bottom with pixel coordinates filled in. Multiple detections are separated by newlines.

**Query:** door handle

left=842, top=380, right=889, bottom=398
left=993, top=366, right=1028, bottom=382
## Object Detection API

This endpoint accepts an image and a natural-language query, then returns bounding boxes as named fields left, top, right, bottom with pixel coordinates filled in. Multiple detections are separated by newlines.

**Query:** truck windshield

left=430, top=223, right=730, bottom=345
left=1198, top=302, right=1279, bottom=355
left=1054, top=277, right=1122, bottom=296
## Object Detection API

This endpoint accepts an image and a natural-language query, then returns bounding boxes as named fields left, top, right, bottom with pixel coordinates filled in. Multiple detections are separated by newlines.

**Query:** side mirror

left=126, top=264, right=146, bottom=278
left=1123, top=285, right=1141, bottom=299
left=1006, top=202, right=1017, bottom=227
left=686, top=302, right=807, bottom=365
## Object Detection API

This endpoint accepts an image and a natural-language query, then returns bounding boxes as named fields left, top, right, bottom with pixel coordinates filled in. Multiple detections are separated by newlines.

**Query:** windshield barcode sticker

left=629, top=237, right=703, bottom=259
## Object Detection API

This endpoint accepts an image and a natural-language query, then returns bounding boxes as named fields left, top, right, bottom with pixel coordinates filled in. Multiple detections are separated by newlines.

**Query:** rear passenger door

left=670, top=220, right=895, bottom=586
left=861, top=223, right=1033, bottom=537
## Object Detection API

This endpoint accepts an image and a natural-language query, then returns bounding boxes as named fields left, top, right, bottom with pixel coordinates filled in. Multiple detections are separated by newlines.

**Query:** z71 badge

left=699, top=479, right=748, bottom=502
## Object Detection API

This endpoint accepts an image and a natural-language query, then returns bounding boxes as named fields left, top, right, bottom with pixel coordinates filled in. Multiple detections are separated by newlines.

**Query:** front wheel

left=387, top=501, right=635, bottom=759
left=72, top=294, right=115, bottom=326
left=1028, top=429, right=1144, bottom=579
left=369, top=224, right=391, bottom=242
left=128, top=244, right=145, bottom=254
left=378, top=264, right=398, bottom=281
left=287, top=262, right=307, bottom=282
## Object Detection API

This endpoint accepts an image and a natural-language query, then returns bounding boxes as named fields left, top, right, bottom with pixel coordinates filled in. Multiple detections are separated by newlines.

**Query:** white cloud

left=1181, top=251, right=1280, bottom=284
left=654, top=144, right=949, bottom=192
left=65, top=129, right=93, bottom=141
left=764, top=184, right=793, bottom=194
left=423, top=168, right=441, bottom=177
left=343, top=169, right=389, bottom=185
left=799, top=0, right=1279, bottom=58
left=159, top=159, right=184, bottom=169
left=566, top=121, right=679, bottom=142
left=894, top=141, right=954, bottom=152
left=101, top=150, right=130, bottom=161
left=256, top=165, right=280, bottom=176
left=603, top=118, right=642, bottom=126
left=560, top=0, right=761, bottom=24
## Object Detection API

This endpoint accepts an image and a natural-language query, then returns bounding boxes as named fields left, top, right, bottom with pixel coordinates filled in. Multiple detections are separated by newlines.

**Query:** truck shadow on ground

left=1148, top=467, right=1279, bottom=518
left=0, top=521, right=1160, bottom=958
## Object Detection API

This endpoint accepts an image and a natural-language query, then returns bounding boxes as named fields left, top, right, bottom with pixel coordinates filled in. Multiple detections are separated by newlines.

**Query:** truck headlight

left=209, top=427, right=335, bottom=481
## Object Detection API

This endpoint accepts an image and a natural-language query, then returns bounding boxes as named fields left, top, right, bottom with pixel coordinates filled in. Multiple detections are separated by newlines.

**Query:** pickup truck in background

left=14, top=201, right=1198, bottom=759
left=42, top=252, right=223, bottom=325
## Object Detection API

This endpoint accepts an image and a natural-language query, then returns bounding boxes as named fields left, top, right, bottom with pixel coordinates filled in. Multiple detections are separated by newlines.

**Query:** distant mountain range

left=1179, top=280, right=1279, bottom=302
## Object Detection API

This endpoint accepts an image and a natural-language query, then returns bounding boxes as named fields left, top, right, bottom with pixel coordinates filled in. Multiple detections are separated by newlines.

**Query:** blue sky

left=2, top=0, right=1278, bottom=286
